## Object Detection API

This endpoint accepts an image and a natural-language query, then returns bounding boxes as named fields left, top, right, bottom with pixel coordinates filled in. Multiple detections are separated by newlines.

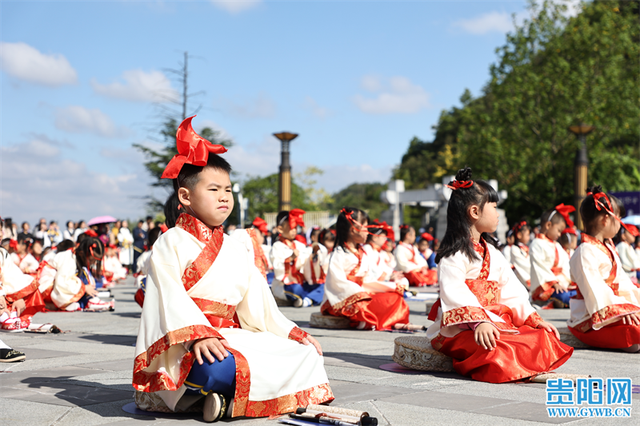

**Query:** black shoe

left=0, top=348, right=26, bottom=362
left=203, top=393, right=226, bottom=422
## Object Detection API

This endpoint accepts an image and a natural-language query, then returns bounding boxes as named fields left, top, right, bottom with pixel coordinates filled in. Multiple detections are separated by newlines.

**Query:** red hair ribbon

left=340, top=208, right=368, bottom=232
left=512, top=221, right=527, bottom=233
left=587, top=191, right=639, bottom=237
left=626, top=224, right=640, bottom=237
left=89, top=243, right=103, bottom=261
left=421, top=232, right=434, bottom=241
left=399, top=224, right=409, bottom=230
left=289, top=209, right=305, bottom=229
left=252, top=217, right=269, bottom=235
left=554, top=203, right=576, bottom=228
left=446, top=180, right=473, bottom=190
left=84, top=229, right=98, bottom=238
left=562, top=227, right=577, bottom=235
left=161, top=115, right=228, bottom=179
left=369, top=219, right=395, bottom=241
left=9, top=239, right=18, bottom=250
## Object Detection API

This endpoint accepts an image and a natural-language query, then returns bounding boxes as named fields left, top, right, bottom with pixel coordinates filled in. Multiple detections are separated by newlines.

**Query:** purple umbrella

left=87, top=215, right=117, bottom=226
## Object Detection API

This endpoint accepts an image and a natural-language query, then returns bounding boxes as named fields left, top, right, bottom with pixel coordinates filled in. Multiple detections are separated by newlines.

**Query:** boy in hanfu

left=133, top=116, right=333, bottom=422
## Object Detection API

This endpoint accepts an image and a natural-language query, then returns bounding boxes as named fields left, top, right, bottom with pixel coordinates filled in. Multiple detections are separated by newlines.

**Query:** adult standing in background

left=63, top=221, right=76, bottom=242
left=118, top=220, right=134, bottom=272
left=2, top=218, right=17, bottom=240
left=47, top=221, right=63, bottom=246
left=132, top=220, right=146, bottom=274
left=73, top=220, right=88, bottom=240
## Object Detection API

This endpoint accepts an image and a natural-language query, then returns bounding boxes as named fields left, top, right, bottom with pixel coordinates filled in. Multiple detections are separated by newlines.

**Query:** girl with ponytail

left=425, top=167, right=572, bottom=383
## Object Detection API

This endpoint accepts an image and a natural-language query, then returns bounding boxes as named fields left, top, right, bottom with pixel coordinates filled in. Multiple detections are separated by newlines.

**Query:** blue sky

left=0, top=0, right=581, bottom=225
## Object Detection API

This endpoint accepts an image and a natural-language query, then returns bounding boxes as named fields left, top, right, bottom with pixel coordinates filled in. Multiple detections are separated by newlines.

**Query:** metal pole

left=574, top=134, right=588, bottom=230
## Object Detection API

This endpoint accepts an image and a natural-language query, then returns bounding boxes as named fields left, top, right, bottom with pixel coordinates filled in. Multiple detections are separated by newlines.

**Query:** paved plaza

left=0, top=277, right=637, bottom=426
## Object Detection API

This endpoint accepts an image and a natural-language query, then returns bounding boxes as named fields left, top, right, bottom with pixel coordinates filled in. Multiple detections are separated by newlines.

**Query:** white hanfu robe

left=11, top=253, right=39, bottom=274
left=104, top=255, right=128, bottom=282
left=502, top=244, right=513, bottom=265
left=394, top=242, right=427, bottom=273
left=269, top=239, right=310, bottom=300
left=231, top=229, right=270, bottom=279
left=616, top=241, right=640, bottom=280
left=0, top=248, right=44, bottom=318
left=37, top=250, right=85, bottom=309
left=568, top=236, right=640, bottom=332
left=529, top=235, right=572, bottom=301
left=118, top=228, right=134, bottom=266
left=133, top=214, right=333, bottom=417
left=303, top=244, right=328, bottom=284
left=510, top=243, right=531, bottom=287
left=363, top=244, right=393, bottom=281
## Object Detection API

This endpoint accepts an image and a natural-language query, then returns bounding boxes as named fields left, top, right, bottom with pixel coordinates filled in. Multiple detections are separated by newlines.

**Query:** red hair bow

left=562, top=227, right=577, bottom=235
left=421, top=232, right=434, bottom=241
left=84, top=229, right=98, bottom=238
left=512, top=221, right=527, bottom=233
left=626, top=224, right=640, bottom=237
left=9, top=239, right=18, bottom=250
left=554, top=203, right=575, bottom=228
left=446, top=180, right=473, bottom=190
left=289, top=209, right=305, bottom=229
left=587, top=191, right=639, bottom=237
left=252, top=217, right=269, bottom=235
left=161, top=115, right=228, bottom=179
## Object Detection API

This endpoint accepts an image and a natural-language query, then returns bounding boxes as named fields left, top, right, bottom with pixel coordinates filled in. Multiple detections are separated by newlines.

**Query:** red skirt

left=404, top=268, right=437, bottom=287
left=569, top=323, right=640, bottom=349
left=322, top=292, right=410, bottom=330
left=12, top=290, right=46, bottom=321
left=432, top=326, right=573, bottom=383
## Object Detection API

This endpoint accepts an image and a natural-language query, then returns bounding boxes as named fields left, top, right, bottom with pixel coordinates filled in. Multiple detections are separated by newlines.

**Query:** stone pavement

left=0, top=276, right=637, bottom=426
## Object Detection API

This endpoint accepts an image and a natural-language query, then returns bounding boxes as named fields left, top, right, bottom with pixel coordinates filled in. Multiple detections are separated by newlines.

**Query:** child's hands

left=292, top=249, right=299, bottom=259
left=11, top=298, right=26, bottom=316
left=312, top=244, right=320, bottom=253
left=192, top=337, right=231, bottom=365
left=85, top=284, right=98, bottom=297
left=475, top=322, right=500, bottom=350
left=537, top=321, right=560, bottom=339
left=551, top=282, right=566, bottom=293
left=0, top=296, right=8, bottom=315
left=301, top=335, right=323, bottom=356
left=621, top=313, right=640, bottom=326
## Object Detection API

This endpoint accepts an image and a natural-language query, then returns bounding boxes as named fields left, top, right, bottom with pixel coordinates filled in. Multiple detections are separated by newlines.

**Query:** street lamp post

left=273, top=132, right=298, bottom=212
left=568, top=123, right=594, bottom=230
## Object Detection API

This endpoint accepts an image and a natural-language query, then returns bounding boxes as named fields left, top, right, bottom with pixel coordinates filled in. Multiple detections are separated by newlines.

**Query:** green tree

left=242, top=173, right=313, bottom=220
left=394, top=0, right=639, bottom=224
left=328, top=182, right=388, bottom=221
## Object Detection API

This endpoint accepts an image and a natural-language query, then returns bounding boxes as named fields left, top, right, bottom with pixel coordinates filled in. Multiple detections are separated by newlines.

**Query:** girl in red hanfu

left=36, top=239, right=86, bottom=311
left=510, top=221, right=532, bottom=289
left=231, top=217, right=271, bottom=280
left=133, top=116, right=332, bottom=422
left=270, top=209, right=322, bottom=308
left=363, top=221, right=407, bottom=287
left=567, top=186, right=640, bottom=352
left=0, top=227, right=45, bottom=330
left=394, top=225, right=437, bottom=286
left=11, top=234, right=39, bottom=275
left=322, top=207, right=420, bottom=331
left=529, top=204, right=577, bottom=308
left=426, top=167, right=572, bottom=383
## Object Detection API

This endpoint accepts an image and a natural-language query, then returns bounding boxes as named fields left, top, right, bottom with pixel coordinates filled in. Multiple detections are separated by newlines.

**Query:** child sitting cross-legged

left=133, top=116, right=333, bottom=422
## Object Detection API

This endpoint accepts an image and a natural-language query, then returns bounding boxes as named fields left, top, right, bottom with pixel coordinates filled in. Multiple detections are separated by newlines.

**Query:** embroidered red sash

left=344, top=244, right=365, bottom=286
left=575, top=235, right=618, bottom=300
left=247, top=228, right=269, bottom=279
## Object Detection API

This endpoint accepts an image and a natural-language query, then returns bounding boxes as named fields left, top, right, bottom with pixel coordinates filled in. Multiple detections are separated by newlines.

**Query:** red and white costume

left=269, top=238, right=310, bottom=301
left=427, top=240, right=573, bottom=383
left=303, top=243, right=328, bottom=285
left=394, top=242, right=437, bottom=286
left=0, top=249, right=45, bottom=323
left=134, top=214, right=333, bottom=416
left=11, top=252, right=39, bottom=275
left=36, top=249, right=85, bottom=310
left=510, top=243, right=531, bottom=288
left=232, top=228, right=271, bottom=280
left=568, top=235, right=640, bottom=348
left=529, top=234, right=573, bottom=302
left=104, top=254, right=128, bottom=282
left=322, top=245, right=409, bottom=330
left=616, top=241, right=640, bottom=282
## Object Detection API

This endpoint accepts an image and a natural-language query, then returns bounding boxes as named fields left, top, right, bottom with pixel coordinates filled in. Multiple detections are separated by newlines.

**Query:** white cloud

left=353, top=75, right=430, bottom=115
left=218, top=93, right=277, bottom=119
left=91, top=69, right=179, bottom=103
left=311, top=163, right=393, bottom=194
left=226, top=135, right=281, bottom=177
left=0, top=42, right=77, bottom=87
left=452, top=11, right=513, bottom=35
left=209, top=0, right=262, bottom=14
left=302, top=96, right=331, bottom=119
left=0, top=137, right=150, bottom=225
left=54, top=106, right=130, bottom=138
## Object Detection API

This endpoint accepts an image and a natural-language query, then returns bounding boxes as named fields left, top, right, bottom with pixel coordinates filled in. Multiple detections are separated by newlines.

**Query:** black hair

left=276, top=211, right=291, bottom=227
left=399, top=225, right=414, bottom=242
left=366, top=225, right=387, bottom=243
left=66, top=220, right=74, bottom=228
left=512, top=219, right=531, bottom=244
left=148, top=226, right=163, bottom=247
left=163, top=153, right=232, bottom=228
left=75, top=236, right=104, bottom=279
left=17, top=233, right=34, bottom=246
left=335, top=207, right=369, bottom=250
left=580, top=185, right=622, bottom=235
left=558, top=232, right=574, bottom=248
left=21, top=221, right=29, bottom=229
left=56, top=239, right=75, bottom=252
left=540, top=209, right=569, bottom=228
left=436, top=167, right=500, bottom=263
left=320, top=229, right=336, bottom=244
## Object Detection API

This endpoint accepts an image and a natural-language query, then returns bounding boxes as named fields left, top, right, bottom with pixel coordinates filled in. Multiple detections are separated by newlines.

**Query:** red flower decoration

left=161, top=115, right=228, bottom=179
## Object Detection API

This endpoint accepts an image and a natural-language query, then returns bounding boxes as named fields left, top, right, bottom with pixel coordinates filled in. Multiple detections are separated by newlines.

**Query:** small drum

left=393, top=335, right=455, bottom=372
left=309, top=312, right=351, bottom=329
